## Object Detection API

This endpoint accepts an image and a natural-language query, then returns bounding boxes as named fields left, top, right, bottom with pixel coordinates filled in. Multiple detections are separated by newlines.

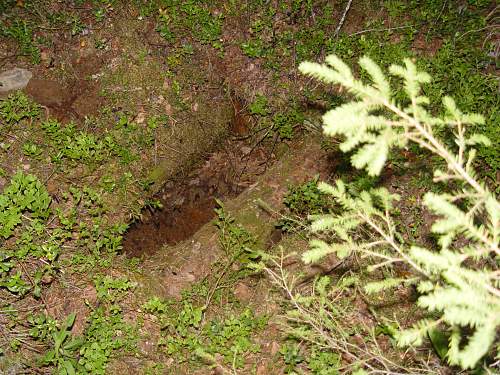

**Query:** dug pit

left=123, top=109, right=278, bottom=258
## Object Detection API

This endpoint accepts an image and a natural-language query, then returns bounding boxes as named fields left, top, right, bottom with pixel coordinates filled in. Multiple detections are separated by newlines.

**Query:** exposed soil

left=135, top=135, right=332, bottom=299
left=23, top=53, right=105, bottom=122
left=123, top=119, right=281, bottom=257
left=1, top=1, right=496, bottom=374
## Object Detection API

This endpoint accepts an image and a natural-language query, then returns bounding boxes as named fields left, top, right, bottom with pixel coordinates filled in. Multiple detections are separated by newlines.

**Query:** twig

left=457, top=24, right=500, bottom=41
left=18, top=261, right=49, bottom=309
left=203, top=240, right=247, bottom=316
left=334, top=0, right=354, bottom=38
left=349, top=25, right=412, bottom=37
left=237, top=126, right=271, bottom=180
left=261, top=131, right=279, bottom=170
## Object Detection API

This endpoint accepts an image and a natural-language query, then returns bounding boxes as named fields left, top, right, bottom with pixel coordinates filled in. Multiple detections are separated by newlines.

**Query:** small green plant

left=241, top=39, right=267, bottom=58
left=28, top=313, right=58, bottom=341
left=283, top=177, right=330, bottom=216
left=38, top=313, right=83, bottom=374
left=252, top=252, right=405, bottom=374
left=278, top=177, right=334, bottom=232
left=139, top=204, right=266, bottom=371
left=22, top=142, right=43, bottom=158
left=280, top=343, right=304, bottom=373
left=156, top=2, right=224, bottom=49
left=272, top=107, right=304, bottom=140
left=40, top=119, right=117, bottom=165
left=0, top=92, right=40, bottom=125
left=299, top=55, right=499, bottom=370
left=147, top=292, right=266, bottom=370
left=307, top=349, right=342, bottom=374
left=0, top=171, right=51, bottom=239
left=142, top=296, right=169, bottom=314
left=281, top=342, right=341, bottom=375
left=0, top=19, right=41, bottom=63
left=94, top=38, right=107, bottom=49
left=0, top=168, right=128, bottom=310
left=94, top=8, right=107, bottom=22
left=199, top=308, right=266, bottom=368
left=94, top=275, right=135, bottom=301
left=248, top=94, right=269, bottom=117
left=77, top=274, right=137, bottom=374
left=40, top=116, right=151, bottom=167
left=78, top=305, right=136, bottom=374
left=0, top=270, right=30, bottom=295
left=69, top=15, right=85, bottom=36
left=214, top=199, right=258, bottom=267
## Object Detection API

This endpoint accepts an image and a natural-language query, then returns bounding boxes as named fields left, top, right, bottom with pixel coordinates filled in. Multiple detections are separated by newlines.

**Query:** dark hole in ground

left=123, top=95, right=276, bottom=258
left=122, top=145, right=268, bottom=258
left=122, top=180, right=228, bottom=259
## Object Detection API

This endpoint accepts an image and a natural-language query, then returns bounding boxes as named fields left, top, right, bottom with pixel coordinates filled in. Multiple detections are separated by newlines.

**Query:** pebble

left=234, top=282, right=252, bottom=301
left=256, top=364, right=268, bottom=375
left=40, top=51, right=54, bottom=68
left=0, top=68, right=32, bottom=93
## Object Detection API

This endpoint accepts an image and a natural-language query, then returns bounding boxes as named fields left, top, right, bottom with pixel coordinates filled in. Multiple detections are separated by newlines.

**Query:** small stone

left=40, top=51, right=54, bottom=68
left=0, top=68, right=32, bottom=93
left=270, top=341, right=280, bottom=355
left=41, top=274, right=54, bottom=284
left=46, top=180, right=58, bottom=195
left=241, top=146, right=252, bottom=155
left=256, top=364, right=267, bottom=375
left=173, top=196, right=185, bottom=207
left=165, top=358, right=174, bottom=367
left=135, top=111, right=146, bottom=124
left=234, top=282, right=252, bottom=301
left=165, top=103, right=173, bottom=116
left=188, top=177, right=200, bottom=186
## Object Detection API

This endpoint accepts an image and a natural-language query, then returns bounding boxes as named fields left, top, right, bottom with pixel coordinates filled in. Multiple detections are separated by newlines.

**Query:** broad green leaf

left=428, top=327, right=449, bottom=360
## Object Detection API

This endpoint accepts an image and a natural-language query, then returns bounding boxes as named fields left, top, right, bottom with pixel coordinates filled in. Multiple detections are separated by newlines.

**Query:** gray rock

left=0, top=68, right=32, bottom=93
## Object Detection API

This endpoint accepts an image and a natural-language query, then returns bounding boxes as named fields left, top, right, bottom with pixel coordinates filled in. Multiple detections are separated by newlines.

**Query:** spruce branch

left=299, top=55, right=500, bottom=370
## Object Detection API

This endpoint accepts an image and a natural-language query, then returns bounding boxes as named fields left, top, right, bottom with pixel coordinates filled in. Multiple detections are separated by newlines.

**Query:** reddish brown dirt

left=123, top=134, right=276, bottom=257
left=123, top=194, right=220, bottom=258
left=23, top=53, right=105, bottom=122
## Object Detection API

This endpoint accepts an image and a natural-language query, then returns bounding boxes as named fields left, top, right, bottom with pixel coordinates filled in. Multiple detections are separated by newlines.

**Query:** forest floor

left=0, top=0, right=498, bottom=374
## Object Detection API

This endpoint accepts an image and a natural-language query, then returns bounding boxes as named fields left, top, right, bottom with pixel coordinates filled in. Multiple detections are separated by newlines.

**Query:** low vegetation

left=0, top=0, right=498, bottom=373
left=298, top=55, right=498, bottom=371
